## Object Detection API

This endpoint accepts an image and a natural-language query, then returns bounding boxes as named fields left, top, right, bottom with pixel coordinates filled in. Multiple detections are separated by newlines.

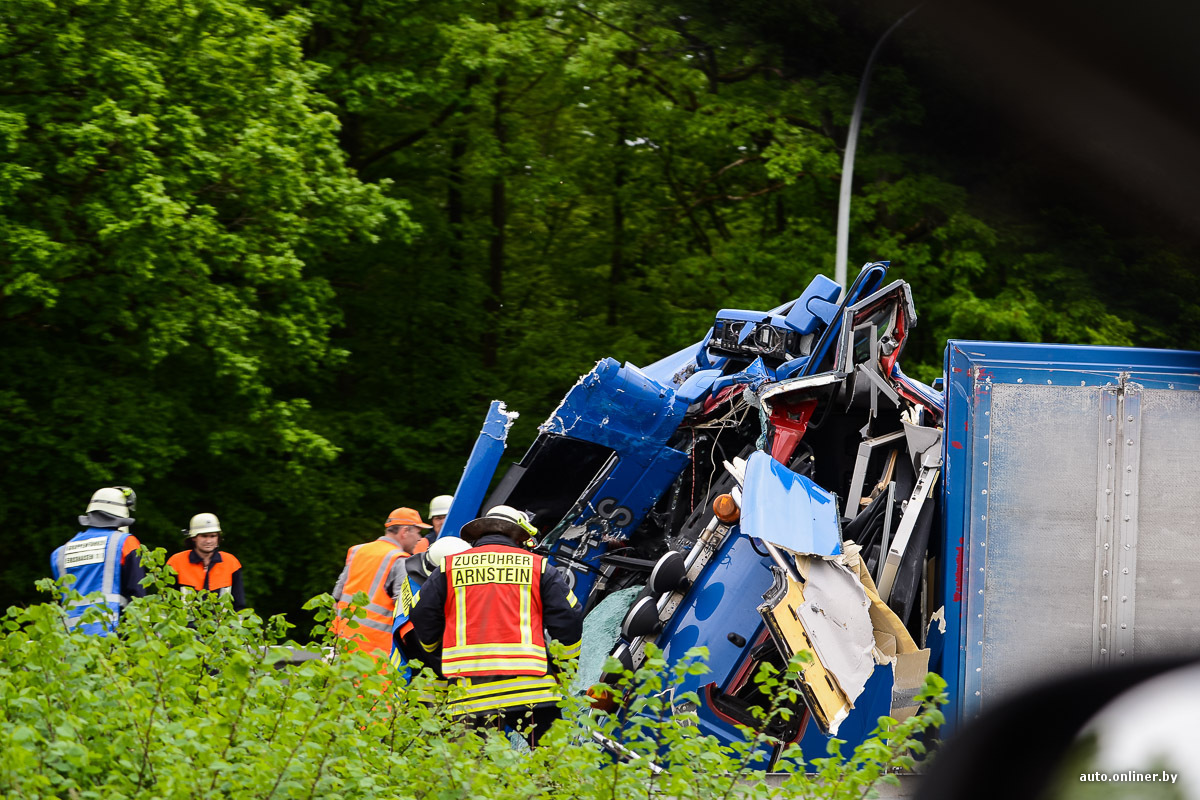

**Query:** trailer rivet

left=1122, top=568, right=1129, bottom=574
left=1104, top=543, right=1110, bottom=550
left=975, top=691, right=981, bottom=696
left=1120, top=650, right=1126, bottom=656
left=1106, top=439, right=1113, bottom=445
left=1121, top=624, right=1127, bottom=630
left=979, top=567, right=984, bottom=572
left=1017, top=378, right=1022, bottom=383
left=1107, top=415, right=1114, bottom=421
left=981, top=516, right=987, bottom=521
left=1103, top=570, right=1109, bottom=576
left=978, top=589, right=983, bottom=595
left=1127, top=416, right=1134, bottom=422
left=982, top=490, right=987, bottom=495
left=1124, top=490, right=1130, bottom=496
left=976, top=667, right=982, bottom=672
left=978, top=614, right=983, bottom=619
left=1102, top=596, right=1109, bottom=602
left=1106, top=489, right=1112, bottom=495
left=1125, top=544, right=1130, bottom=550
left=1047, top=380, right=1052, bottom=384
left=978, top=641, right=983, bottom=646
left=1102, top=623, right=1108, bottom=629
left=982, top=461, right=988, bottom=467
left=1122, top=596, right=1128, bottom=602
left=1127, top=439, right=1134, bottom=446
left=1126, top=466, right=1133, bottom=473
left=1104, top=515, right=1110, bottom=521
left=1101, top=648, right=1108, bottom=654
left=1106, top=464, right=1112, bottom=471
left=984, top=434, right=989, bottom=440
left=1124, top=516, right=1130, bottom=522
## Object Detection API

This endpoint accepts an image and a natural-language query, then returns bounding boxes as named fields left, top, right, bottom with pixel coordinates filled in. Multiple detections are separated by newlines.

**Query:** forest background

left=3, top=0, right=1198, bottom=626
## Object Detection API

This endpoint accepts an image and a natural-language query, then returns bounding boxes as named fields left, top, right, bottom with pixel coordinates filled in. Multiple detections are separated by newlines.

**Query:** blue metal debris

left=444, top=263, right=1200, bottom=769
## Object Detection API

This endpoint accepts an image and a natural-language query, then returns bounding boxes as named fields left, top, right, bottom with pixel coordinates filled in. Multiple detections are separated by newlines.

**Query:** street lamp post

left=835, top=6, right=923, bottom=292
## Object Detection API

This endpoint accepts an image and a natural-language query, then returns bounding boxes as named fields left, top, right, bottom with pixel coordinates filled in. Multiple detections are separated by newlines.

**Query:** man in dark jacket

left=411, top=505, right=582, bottom=745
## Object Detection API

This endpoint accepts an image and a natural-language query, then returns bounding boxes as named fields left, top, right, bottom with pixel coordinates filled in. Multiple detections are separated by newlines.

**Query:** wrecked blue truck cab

left=440, top=262, right=1200, bottom=766
left=439, top=263, right=941, bottom=762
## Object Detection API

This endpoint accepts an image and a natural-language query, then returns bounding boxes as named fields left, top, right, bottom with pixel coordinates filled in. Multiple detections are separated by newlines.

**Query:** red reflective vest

left=333, top=538, right=406, bottom=657
left=441, top=545, right=548, bottom=678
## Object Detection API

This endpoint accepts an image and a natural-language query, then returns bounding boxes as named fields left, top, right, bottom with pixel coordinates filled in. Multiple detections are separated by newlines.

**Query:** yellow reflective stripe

left=443, top=642, right=547, bottom=658
left=520, top=583, right=531, bottom=647
left=443, top=657, right=547, bottom=672
left=420, top=639, right=440, bottom=653
left=454, top=582, right=467, bottom=647
left=566, top=590, right=579, bottom=608
left=450, top=688, right=561, bottom=715
left=455, top=675, right=559, bottom=697
left=447, top=674, right=561, bottom=714
left=558, top=640, right=581, bottom=659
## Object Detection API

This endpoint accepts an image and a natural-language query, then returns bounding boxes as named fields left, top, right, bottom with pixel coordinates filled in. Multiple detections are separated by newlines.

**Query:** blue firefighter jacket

left=51, top=528, right=143, bottom=635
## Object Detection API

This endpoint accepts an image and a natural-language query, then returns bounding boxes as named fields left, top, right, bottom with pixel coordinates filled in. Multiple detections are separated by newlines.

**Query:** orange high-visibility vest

left=334, top=539, right=406, bottom=656
left=441, top=545, right=548, bottom=677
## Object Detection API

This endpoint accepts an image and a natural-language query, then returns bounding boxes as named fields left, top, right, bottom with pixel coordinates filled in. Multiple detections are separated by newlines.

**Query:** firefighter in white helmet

left=166, top=513, right=246, bottom=610
left=425, top=494, right=454, bottom=545
left=50, top=487, right=146, bottom=634
left=411, top=505, right=583, bottom=745
left=389, top=535, right=473, bottom=673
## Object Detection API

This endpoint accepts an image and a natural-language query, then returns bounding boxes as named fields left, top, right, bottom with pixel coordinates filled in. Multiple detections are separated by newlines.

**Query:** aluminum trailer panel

left=939, top=340, right=1200, bottom=735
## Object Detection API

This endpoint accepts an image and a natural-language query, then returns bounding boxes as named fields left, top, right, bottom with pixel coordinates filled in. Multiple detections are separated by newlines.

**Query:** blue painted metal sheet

left=741, top=451, right=842, bottom=556
left=783, top=273, right=842, bottom=334
left=440, top=400, right=517, bottom=539
left=541, top=358, right=691, bottom=598
left=659, top=530, right=775, bottom=695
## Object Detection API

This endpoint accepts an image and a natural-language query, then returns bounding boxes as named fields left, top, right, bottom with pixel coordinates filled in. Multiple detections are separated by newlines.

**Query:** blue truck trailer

left=439, top=263, right=1200, bottom=764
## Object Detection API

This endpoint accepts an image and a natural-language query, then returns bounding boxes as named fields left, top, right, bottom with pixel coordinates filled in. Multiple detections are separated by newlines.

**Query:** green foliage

left=1, top=559, right=944, bottom=798
left=3, top=0, right=1197, bottom=629
left=0, top=0, right=406, bottom=617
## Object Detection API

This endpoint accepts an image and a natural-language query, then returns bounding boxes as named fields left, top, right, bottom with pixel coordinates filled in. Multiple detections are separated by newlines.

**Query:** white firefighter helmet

left=86, top=487, right=133, bottom=517
left=460, top=504, right=537, bottom=544
left=429, top=494, right=454, bottom=519
left=426, top=536, right=472, bottom=571
left=186, top=513, right=222, bottom=537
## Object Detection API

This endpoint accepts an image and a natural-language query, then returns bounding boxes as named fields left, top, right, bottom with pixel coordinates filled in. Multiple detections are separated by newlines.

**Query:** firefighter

left=50, top=487, right=146, bottom=634
left=389, top=535, right=473, bottom=674
left=424, top=494, right=453, bottom=545
left=332, top=507, right=431, bottom=659
left=410, top=505, right=583, bottom=746
left=166, top=513, right=246, bottom=610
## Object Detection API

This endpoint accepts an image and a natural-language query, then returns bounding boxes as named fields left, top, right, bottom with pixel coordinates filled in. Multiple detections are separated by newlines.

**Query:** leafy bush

left=0, top=550, right=945, bottom=798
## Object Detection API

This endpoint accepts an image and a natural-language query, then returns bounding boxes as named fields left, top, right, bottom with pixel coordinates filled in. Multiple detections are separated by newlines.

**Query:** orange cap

left=386, top=507, right=432, bottom=529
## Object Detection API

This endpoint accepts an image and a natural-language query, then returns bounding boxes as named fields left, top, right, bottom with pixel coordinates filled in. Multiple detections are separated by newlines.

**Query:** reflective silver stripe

left=102, top=533, right=122, bottom=599
left=55, top=546, right=66, bottom=579
left=336, top=596, right=394, bottom=617
left=365, top=543, right=399, bottom=603
left=338, top=541, right=400, bottom=614
left=65, top=593, right=126, bottom=610
left=353, top=616, right=394, bottom=633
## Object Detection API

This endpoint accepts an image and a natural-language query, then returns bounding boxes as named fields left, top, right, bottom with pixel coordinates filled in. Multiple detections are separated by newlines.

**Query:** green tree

left=0, top=0, right=408, bottom=616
